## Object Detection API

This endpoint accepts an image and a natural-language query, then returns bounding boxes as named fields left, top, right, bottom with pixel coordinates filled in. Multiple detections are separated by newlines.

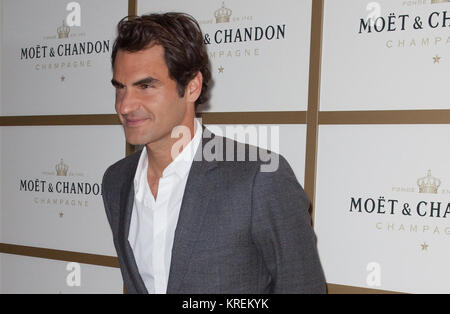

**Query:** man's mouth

left=124, top=117, right=149, bottom=128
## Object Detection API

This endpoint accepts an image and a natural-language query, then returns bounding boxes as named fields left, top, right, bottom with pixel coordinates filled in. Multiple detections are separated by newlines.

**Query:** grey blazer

left=102, top=126, right=326, bottom=294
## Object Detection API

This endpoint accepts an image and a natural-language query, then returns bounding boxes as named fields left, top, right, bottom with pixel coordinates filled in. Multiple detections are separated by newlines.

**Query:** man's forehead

left=113, top=45, right=168, bottom=79
left=116, top=44, right=164, bottom=61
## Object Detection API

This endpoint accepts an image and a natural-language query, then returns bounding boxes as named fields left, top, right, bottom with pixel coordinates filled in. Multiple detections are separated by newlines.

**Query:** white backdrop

left=1, top=126, right=125, bottom=256
left=2, top=0, right=448, bottom=294
left=1, top=0, right=127, bottom=115
left=320, top=0, right=450, bottom=111
left=314, top=125, right=450, bottom=293
left=0, top=254, right=123, bottom=293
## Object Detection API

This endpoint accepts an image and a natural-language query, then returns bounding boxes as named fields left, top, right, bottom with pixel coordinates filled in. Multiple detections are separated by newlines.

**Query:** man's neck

left=145, top=119, right=196, bottom=179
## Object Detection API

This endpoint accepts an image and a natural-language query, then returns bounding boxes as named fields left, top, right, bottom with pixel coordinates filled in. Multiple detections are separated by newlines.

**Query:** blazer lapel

left=166, top=127, right=220, bottom=293
left=117, top=152, right=148, bottom=294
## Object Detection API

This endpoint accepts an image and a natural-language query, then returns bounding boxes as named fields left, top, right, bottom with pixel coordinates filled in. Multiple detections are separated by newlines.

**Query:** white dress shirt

left=128, top=119, right=202, bottom=294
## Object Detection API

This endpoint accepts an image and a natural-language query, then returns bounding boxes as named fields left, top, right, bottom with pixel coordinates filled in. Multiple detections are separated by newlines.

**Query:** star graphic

left=433, top=55, right=441, bottom=64
left=61, top=75, right=66, bottom=82
left=421, top=242, right=429, bottom=251
left=218, top=66, right=224, bottom=74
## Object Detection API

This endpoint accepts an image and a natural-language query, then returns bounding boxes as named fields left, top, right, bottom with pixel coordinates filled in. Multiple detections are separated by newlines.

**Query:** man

left=102, top=12, right=326, bottom=294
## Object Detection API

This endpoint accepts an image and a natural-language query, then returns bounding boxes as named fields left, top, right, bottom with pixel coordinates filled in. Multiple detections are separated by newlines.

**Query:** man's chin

left=123, top=130, right=149, bottom=146
left=125, top=139, right=145, bottom=146
left=125, top=135, right=149, bottom=146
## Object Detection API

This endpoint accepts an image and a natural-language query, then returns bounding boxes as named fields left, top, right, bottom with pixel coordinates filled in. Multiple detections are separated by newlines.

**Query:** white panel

left=138, top=0, right=312, bottom=112
left=0, top=128, right=2, bottom=237
left=321, top=0, right=450, bottom=111
left=205, top=124, right=306, bottom=186
left=0, top=254, right=123, bottom=293
left=314, top=125, right=450, bottom=293
left=1, top=0, right=128, bottom=115
left=0, top=130, right=2, bottom=291
left=0, top=0, right=3, bottom=114
left=1, top=126, right=125, bottom=256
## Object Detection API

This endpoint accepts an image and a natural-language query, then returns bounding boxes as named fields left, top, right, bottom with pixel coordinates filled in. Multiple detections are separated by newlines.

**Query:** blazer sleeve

left=250, top=154, right=326, bottom=294
left=101, top=165, right=114, bottom=231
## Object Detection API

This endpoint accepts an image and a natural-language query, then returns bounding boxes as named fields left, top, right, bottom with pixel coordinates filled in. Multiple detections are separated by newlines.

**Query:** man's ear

left=186, top=71, right=203, bottom=103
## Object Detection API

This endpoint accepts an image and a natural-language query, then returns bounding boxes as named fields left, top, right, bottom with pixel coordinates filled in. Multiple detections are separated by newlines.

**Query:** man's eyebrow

left=111, top=78, right=124, bottom=88
left=132, top=76, right=159, bottom=86
left=111, top=77, right=160, bottom=88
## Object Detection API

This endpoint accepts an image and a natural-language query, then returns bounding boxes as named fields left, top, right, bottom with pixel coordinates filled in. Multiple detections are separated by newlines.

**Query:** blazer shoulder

left=102, top=149, right=142, bottom=188
left=216, top=135, right=287, bottom=174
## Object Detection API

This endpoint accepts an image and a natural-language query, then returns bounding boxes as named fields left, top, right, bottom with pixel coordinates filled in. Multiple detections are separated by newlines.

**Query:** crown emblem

left=417, top=170, right=441, bottom=194
left=56, top=159, right=69, bottom=176
left=57, top=20, right=70, bottom=39
left=214, top=2, right=232, bottom=23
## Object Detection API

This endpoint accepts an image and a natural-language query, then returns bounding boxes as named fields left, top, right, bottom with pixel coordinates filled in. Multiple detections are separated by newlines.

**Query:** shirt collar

left=133, top=119, right=202, bottom=195
left=134, top=145, right=149, bottom=201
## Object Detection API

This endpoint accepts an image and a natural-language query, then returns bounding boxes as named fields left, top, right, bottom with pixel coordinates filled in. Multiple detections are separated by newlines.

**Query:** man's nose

left=117, top=89, right=140, bottom=115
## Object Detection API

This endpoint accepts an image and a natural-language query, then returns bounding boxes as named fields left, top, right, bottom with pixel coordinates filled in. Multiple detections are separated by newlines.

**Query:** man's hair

left=111, top=13, right=211, bottom=108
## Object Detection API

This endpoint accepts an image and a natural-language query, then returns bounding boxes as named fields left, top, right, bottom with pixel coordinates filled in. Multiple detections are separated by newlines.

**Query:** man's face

left=112, top=45, right=189, bottom=146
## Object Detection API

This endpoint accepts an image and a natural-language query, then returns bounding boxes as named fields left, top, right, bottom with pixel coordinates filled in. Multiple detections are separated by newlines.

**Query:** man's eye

left=140, top=84, right=152, bottom=89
